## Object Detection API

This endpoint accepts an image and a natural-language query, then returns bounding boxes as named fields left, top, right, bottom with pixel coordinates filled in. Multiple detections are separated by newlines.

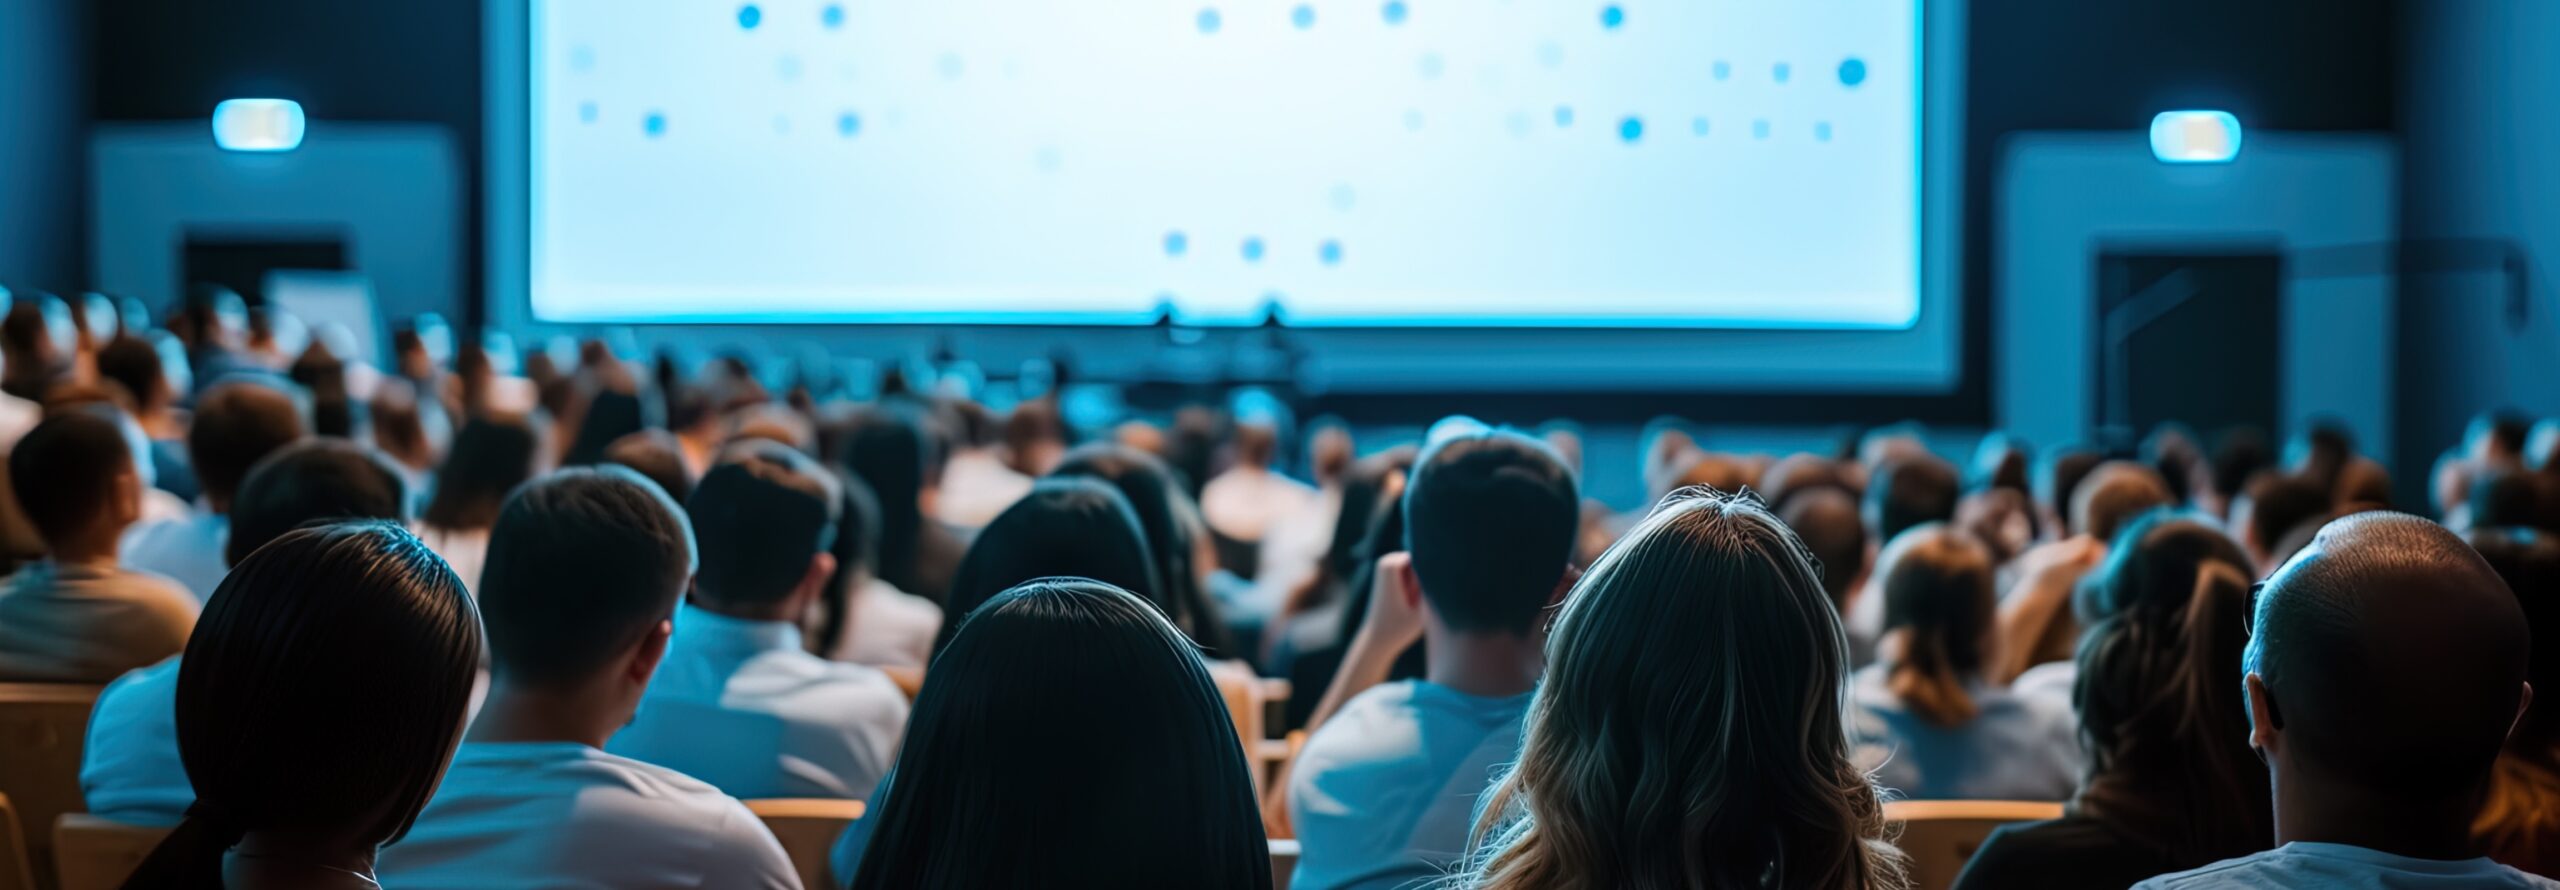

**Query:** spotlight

left=2149, top=110, right=2241, bottom=164
left=212, top=99, right=306, bottom=152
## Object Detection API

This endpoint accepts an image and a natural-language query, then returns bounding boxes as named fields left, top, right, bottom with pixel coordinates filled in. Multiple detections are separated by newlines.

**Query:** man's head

left=94, top=336, right=172, bottom=413
left=602, top=430, right=695, bottom=505
left=2236, top=473, right=2334, bottom=569
left=189, top=382, right=308, bottom=513
left=1863, top=453, right=1960, bottom=547
left=1401, top=429, right=1579, bottom=637
left=2037, top=448, right=2105, bottom=536
left=686, top=441, right=841, bottom=617
left=226, top=440, right=410, bottom=566
left=2070, top=461, right=2175, bottom=546
left=1779, top=486, right=1867, bottom=613
left=2245, top=513, right=2529, bottom=813
left=478, top=467, right=695, bottom=716
left=9, top=408, right=144, bottom=552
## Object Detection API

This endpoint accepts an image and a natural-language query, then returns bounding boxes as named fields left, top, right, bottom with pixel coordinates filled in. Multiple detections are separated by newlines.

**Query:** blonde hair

left=1458, top=490, right=1909, bottom=890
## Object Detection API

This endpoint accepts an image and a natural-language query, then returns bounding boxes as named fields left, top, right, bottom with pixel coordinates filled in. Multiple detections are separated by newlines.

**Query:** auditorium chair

left=0, top=794, right=32, bottom=890
left=746, top=798, right=865, bottom=890
left=1269, top=837, right=1300, bottom=890
left=1882, top=799, right=2066, bottom=890
left=49, top=815, right=162, bottom=890
left=879, top=665, right=924, bottom=701
left=0, top=684, right=103, bottom=889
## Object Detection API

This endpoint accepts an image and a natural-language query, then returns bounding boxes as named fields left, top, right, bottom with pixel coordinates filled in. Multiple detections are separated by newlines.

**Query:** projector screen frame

left=486, top=0, right=1965, bottom=394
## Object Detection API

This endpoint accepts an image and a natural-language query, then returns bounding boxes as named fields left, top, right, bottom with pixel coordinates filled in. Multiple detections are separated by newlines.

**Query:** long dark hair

left=2071, top=513, right=2267, bottom=867
left=851, top=579, right=1271, bottom=890
left=836, top=404, right=934, bottom=601
left=421, top=414, right=539, bottom=531
left=1876, top=524, right=1997, bottom=727
left=123, top=521, right=482, bottom=889
left=1049, top=443, right=1236, bottom=657
left=933, top=477, right=1160, bottom=657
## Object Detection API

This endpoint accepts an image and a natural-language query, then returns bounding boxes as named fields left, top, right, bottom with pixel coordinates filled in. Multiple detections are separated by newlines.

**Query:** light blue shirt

left=608, top=604, right=908, bottom=801
left=80, top=656, right=190, bottom=826
left=2135, top=842, right=2560, bottom=889
left=1286, top=680, right=1533, bottom=890
left=1849, top=664, right=2082, bottom=801
left=379, top=741, right=800, bottom=890
left=121, top=511, right=229, bottom=603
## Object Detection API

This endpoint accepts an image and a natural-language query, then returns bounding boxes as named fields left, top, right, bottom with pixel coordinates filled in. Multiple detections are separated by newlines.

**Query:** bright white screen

left=528, top=0, right=1922, bottom=328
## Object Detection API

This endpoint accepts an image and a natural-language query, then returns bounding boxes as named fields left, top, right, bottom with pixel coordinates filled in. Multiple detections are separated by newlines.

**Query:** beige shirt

left=0, top=561, right=198, bottom=682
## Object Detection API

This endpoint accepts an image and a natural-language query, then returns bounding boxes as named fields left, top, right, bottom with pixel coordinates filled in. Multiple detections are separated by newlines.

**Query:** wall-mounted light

left=2150, top=110, right=2242, bottom=164
left=212, top=99, right=306, bottom=152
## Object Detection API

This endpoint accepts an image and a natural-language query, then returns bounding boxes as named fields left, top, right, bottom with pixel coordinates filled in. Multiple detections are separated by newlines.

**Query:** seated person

left=119, top=522, right=480, bottom=890
left=847, top=580, right=1269, bottom=888
left=1992, top=462, right=2174, bottom=683
left=121, top=381, right=306, bottom=600
left=611, top=442, right=909, bottom=800
left=1288, top=428, right=1579, bottom=890
left=0, top=408, right=196, bottom=681
left=2008, top=513, right=2257, bottom=707
left=818, top=474, right=942, bottom=670
left=376, top=467, right=798, bottom=889
left=2466, top=527, right=2560, bottom=876
left=82, top=440, right=412, bottom=825
left=1852, top=525, right=2079, bottom=801
left=2137, top=513, right=2558, bottom=889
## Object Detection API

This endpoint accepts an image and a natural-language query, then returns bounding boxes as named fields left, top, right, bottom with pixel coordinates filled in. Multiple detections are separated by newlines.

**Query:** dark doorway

left=2093, top=248, right=2283, bottom=450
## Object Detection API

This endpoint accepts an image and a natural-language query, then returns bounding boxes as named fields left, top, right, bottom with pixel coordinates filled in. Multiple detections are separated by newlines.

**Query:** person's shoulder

left=1302, top=682, right=1427, bottom=757
left=2130, top=850, right=2277, bottom=889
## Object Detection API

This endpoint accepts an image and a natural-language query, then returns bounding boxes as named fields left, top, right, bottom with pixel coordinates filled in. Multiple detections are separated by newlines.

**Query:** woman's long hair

left=1049, top=443, right=1237, bottom=658
left=123, top=521, right=483, bottom=890
left=1875, top=525, right=1998, bottom=727
left=835, top=403, right=935, bottom=601
left=421, top=414, right=539, bottom=531
left=2070, top=513, right=2267, bottom=867
left=1461, top=491, right=1908, bottom=890
left=932, top=477, right=1160, bottom=657
left=851, top=579, right=1272, bottom=890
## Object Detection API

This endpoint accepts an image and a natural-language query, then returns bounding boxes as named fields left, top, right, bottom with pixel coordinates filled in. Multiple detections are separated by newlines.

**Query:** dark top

left=1954, top=815, right=2185, bottom=890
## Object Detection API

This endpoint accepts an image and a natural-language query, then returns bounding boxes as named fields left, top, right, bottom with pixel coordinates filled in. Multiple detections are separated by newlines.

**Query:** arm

left=1305, top=552, right=1422, bottom=731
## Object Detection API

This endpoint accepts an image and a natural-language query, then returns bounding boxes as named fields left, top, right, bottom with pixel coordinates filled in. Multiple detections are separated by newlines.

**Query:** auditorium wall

left=0, top=0, right=86, bottom=294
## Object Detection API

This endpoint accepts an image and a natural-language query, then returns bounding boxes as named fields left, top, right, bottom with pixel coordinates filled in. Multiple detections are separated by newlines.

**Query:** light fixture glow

left=212, top=99, right=306, bottom=152
left=2150, top=110, right=2241, bottom=164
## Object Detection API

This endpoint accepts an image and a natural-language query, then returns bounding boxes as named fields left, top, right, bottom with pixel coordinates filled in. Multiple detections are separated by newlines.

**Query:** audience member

left=1782, top=486, right=1871, bottom=615
left=2135, top=513, right=2554, bottom=889
left=1202, top=419, right=1318, bottom=579
left=1458, top=492, right=1909, bottom=889
left=417, top=414, right=541, bottom=594
left=1267, top=448, right=1413, bottom=673
left=1051, top=443, right=1238, bottom=657
left=81, top=438, right=415, bottom=826
left=838, top=404, right=963, bottom=603
left=2037, top=448, right=2107, bottom=542
left=1288, top=429, right=1578, bottom=890
left=610, top=442, right=909, bottom=800
left=932, top=476, right=1160, bottom=655
left=819, top=472, right=944, bottom=669
left=2467, top=527, right=2560, bottom=876
left=2232, top=472, right=2334, bottom=574
left=95, top=334, right=197, bottom=502
left=928, top=396, right=1031, bottom=529
left=0, top=408, right=195, bottom=681
left=1867, top=452, right=1963, bottom=546
left=121, top=522, right=481, bottom=890
left=2204, top=429, right=2274, bottom=521
left=844, top=580, right=1269, bottom=888
left=603, top=429, right=697, bottom=503
left=1993, top=461, right=2174, bottom=682
left=122, top=381, right=306, bottom=600
left=377, top=468, right=799, bottom=889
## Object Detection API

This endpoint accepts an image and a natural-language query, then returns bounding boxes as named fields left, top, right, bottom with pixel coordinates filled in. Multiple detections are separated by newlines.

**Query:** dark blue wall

left=1, top=0, right=86, bottom=294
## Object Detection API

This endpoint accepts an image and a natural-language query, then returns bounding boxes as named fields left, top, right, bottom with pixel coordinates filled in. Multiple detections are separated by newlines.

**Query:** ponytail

left=1877, top=526, right=1996, bottom=728
left=1889, top=632, right=1980, bottom=727
left=2168, top=564, right=2259, bottom=819
left=119, top=802, right=245, bottom=890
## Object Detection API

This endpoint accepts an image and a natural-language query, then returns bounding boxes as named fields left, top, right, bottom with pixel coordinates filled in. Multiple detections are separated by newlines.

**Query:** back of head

left=2470, top=468, right=2544, bottom=530
left=1759, top=453, right=1853, bottom=513
left=687, top=441, right=842, bottom=609
left=603, top=429, right=696, bottom=504
left=837, top=405, right=930, bottom=592
left=2248, top=513, right=2528, bottom=802
left=478, top=467, right=696, bottom=687
left=2287, top=424, right=2357, bottom=493
left=2465, top=527, right=2560, bottom=748
left=937, top=477, right=1159, bottom=656
left=2143, top=426, right=2204, bottom=506
left=1877, top=525, right=1997, bottom=727
left=1469, top=492, right=1900, bottom=890
left=851, top=579, right=1269, bottom=890
left=189, top=381, right=309, bottom=509
left=2070, top=461, right=2174, bottom=544
left=2038, top=448, right=2105, bottom=533
left=125, top=522, right=480, bottom=890
left=423, top=415, right=541, bottom=531
left=1232, top=421, right=1279, bottom=469
left=226, top=441, right=410, bottom=566
left=1402, top=429, right=1580, bottom=637
left=2240, top=473, right=2333, bottom=561
left=95, top=335, right=168, bottom=411
left=8, top=408, right=136, bottom=549
left=1048, top=443, right=1230, bottom=653
left=1780, top=487, right=1867, bottom=612
left=1864, top=453, right=1961, bottom=546
left=2334, top=457, right=2394, bottom=510
left=2210, top=429, right=2274, bottom=508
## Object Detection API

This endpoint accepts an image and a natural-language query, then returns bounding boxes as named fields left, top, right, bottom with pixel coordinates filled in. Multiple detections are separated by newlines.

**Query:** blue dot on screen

left=1618, top=115, right=1643, bottom=143
left=737, top=4, right=762, bottom=29
left=822, top=3, right=845, bottom=28
left=1712, top=60, right=1731, bottom=80
left=837, top=112, right=861, bottom=136
left=1599, top=4, right=1625, bottom=29
left=1691, top=116, right=1708, bottom=136
left=1330, top=183, right=1358, bottom=211
left=1418, top=53, right=1444, bottom=79
left=1752, top=119, right=1770, bottom=139
left=1403, top=108, right=1426, bottom=130
left=1292, top=4, right=1316, bottom=28
left=578, top=102, right=599, bottom=123
left=1382, top=0, right=1408, bottom=24
left=1815, top=121, right=1833, bottom=141
left=643, top=112, right=668, bottom=137
left=1197, top=8, right=1222, bottom=33
left=1773, top=62, right=1792, bottom=83
left=1319, top=240, right=1344, bottom=265
left=1165, top=231, right=1189, bottom=257
left=1242, top=237, right=1266, bottom=262
left=1839, top=57, right=1868, bottom=87
left=1554, top=105, right=1575, bottom=127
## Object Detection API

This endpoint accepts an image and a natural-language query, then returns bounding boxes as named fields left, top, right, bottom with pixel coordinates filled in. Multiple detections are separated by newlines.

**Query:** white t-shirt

left=1849, top=664, right=2082, bottom=802
left=1287, top=680, right=1533, bottom=890
left=2135, top=842, right=2560, bottom=889
left=377, top=741, right=802, bottom=890
left=826, top=578, right=942, bottom=670
left=1200, top=466, right=1316, bottom=545
left=81, top=655, right=190, bottom=826
left=121, top=511, right=231, bottom=603
left=610, top=604, right=908, bottom=801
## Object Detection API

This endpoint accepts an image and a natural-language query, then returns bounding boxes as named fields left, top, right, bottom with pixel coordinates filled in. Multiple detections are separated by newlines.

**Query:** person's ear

left=1548, top=563, right=1582, bottom=608
left=795, top=552, right=838, bottom=612
left=2245, top=672, right=2282, bottom=758
left=1397, top=558, right=1422, bottom=612
left=626, top=619, right=672, bottom=688
left=113, top=466, right=143, bottom=524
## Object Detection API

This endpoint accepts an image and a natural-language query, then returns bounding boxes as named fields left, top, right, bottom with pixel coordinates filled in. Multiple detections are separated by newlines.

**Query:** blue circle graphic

left=643, top=112, right=668, bottom=137
left=1242, top=237, right=1266, bottom=262
left=1600, top=4, right=1625, bottom=28
left=1197, top=8, right=1223, bottom=33
left=1165, top=231, right=1189, bottom=257
left=1293, top=4, right=1316, bottom=28
left=1839, top=57, right=1868, bottom=87
left=1383, top=0, right=1408, bottom=24
left=1319, top=240, right=1344, bottom=265
left=738, top=4, right=762, bottom=29
left=1618, top=116, right=1643, bottom=143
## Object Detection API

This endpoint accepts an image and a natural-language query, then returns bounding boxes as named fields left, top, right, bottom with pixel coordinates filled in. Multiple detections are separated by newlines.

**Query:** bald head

left=2248, top=512, right=2528, bottom=799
